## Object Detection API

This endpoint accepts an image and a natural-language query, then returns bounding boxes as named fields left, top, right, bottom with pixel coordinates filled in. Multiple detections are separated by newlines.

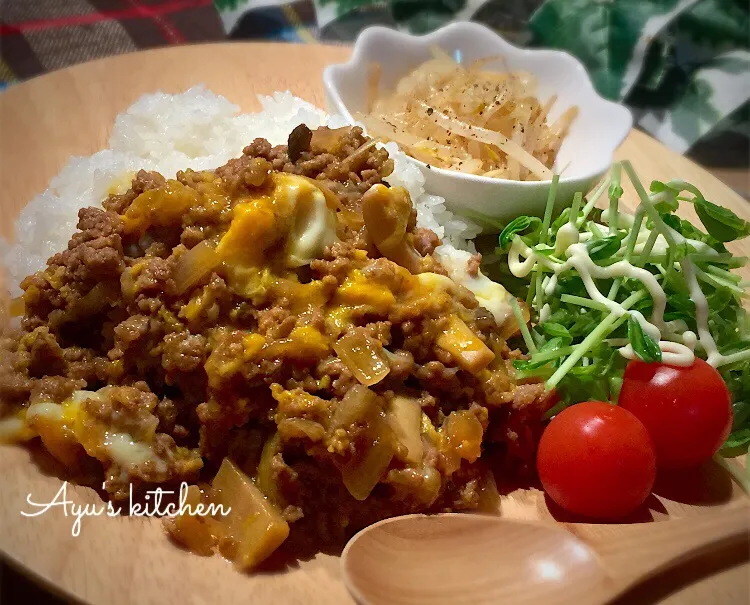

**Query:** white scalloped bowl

left=323, top=22, right=632, bottom=224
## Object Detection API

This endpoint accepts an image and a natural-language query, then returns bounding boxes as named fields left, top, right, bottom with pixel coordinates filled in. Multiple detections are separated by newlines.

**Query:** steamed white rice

left=1, top=86, right=481, bottom=296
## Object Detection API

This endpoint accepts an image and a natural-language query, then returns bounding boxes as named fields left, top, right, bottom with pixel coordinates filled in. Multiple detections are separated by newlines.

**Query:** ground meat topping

left=413, top=227, right=442, bottom=256
left=1, top=126, right=551, bottom=563
left=467, top=253, right=482, bottom=277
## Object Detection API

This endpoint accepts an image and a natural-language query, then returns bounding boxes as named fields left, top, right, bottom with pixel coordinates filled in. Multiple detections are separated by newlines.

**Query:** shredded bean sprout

left=357, top=50, right=578, bottom=181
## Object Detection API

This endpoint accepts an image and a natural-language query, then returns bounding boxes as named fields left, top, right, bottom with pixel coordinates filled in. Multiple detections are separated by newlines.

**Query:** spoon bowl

left=342, top=508, right=749, bottom=605
left=343, top=514, right=608, bottom=605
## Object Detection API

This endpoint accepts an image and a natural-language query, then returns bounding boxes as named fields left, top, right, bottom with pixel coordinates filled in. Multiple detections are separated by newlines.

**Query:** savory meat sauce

left=0, top=126, right=551, bottom=569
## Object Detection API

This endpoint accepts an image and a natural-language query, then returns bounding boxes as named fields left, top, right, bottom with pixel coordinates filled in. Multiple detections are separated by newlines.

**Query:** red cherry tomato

left=619, top=359, right=732, bottom=470
left=537, top=401, right=656, bottom=519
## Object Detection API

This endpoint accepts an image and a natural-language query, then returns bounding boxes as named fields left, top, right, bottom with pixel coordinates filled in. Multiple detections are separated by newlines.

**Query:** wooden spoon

left=342, top=507, right=749, bottom=605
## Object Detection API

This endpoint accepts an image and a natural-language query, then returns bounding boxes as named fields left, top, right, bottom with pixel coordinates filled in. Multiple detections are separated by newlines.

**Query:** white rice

left=1, top=86, right=480, bottom=296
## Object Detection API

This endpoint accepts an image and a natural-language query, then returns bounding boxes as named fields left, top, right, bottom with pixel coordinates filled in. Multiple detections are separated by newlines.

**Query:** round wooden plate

left=0, top=43, right=748, bottom=605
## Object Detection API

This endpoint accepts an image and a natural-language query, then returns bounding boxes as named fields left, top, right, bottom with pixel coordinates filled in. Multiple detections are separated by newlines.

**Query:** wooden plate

left=0, top=43, right=748, bottom=605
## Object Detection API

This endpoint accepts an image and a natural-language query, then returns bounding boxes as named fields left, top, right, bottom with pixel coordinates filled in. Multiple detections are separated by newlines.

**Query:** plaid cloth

left=217, top=0, right=539, bottom=45
left=0, top=0, right=224, bottom=87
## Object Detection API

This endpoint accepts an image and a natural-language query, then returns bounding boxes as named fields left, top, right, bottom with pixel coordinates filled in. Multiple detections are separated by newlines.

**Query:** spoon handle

left=591, top=505, right=749, bottom=588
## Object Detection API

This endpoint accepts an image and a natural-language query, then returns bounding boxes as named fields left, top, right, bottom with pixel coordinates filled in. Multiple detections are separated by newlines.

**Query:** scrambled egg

left=216, top=174, right=337, bottom=297
left=437, top=248, right=513, bottom=325
left=19, top=390, right=168, bottom=473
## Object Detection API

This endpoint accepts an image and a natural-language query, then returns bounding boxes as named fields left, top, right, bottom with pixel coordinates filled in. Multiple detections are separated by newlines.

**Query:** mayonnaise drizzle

left=554, top=223, right=579, bottom=256
left=619, top=340, right=695, bottom=366
left=510, top=239, right=668, bottom=333
left=508, top=204, right=741, bottom=368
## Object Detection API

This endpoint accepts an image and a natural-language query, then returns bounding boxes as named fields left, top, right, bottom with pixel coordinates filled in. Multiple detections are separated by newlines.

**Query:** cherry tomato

left=619, top=359, right=732, bottom=470
left=537, top=401, right=656, bottom=519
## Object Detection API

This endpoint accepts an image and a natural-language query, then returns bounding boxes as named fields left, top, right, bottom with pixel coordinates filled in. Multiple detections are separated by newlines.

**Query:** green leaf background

left=529, top=0, right=749, bottom=151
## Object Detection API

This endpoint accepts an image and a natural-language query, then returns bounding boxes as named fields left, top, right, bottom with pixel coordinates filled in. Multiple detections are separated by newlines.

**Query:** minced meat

left=0, top=125, right=552, bottom=560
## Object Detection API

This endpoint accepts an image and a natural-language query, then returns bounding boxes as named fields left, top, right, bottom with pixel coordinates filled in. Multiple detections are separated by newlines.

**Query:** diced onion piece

left=333, top=331, right=391, bottom=387
left=436, top=315, right=495, bottom=374
left=331, top=384, right=379, bottom=429
left=441, top=410, right=484, bottom=474
left=342, top=416, right=396, bottom=501
left=476, top=468, right=501, bottom=514
left=421, top=413, right=441, bottom=447
left=173, top=240, right=219, bottom=295
left=256, top=432, right=284, bottom=506
left=342, top=137, right=379, bottom=168
left=164, top=485, right=219, bottom=556
left=210, top=458, right=289, bottom=571
left=310, top=126, right=350, bottom=155
left=386, top=395, right=423, bottom=464
left=9, top=297, right=24, bottom=317
left=361, top=184, right=409, bottom=250
left=387, top=466, right=442, bottom=506
left=277, top=418, right=325, bottom=442
left=67, top=281, right=119, bottom=323
left=361, top=184, right=423, bottom=274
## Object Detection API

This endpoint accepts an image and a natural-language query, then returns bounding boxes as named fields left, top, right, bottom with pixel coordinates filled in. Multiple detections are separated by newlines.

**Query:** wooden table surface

left=0, top=42, right=748, bottom=605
